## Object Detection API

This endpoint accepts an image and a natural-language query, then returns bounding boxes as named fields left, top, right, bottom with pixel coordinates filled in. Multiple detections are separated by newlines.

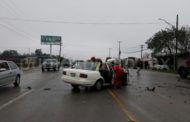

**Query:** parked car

left=160, top=65, right=169, bottom=71
left=152, top=64, right=169, bottom=71
left=61, top=61, right=114, bottom=90
left=0, top=60, right=21, bottom=87
left=41, top=58, right=60, bottom=72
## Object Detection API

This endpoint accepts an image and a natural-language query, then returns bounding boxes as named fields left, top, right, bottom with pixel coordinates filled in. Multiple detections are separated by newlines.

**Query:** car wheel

left=71, top=84, right=79, bottom=89
left=14, top=75, right=20, bottom=87
left=53, top=68, right=56, bottom=71
left=42, top=68, right=45, bottom=72
left=94, top=80, right=103, bottom=90
left=179, top=67, right=188, bottom=78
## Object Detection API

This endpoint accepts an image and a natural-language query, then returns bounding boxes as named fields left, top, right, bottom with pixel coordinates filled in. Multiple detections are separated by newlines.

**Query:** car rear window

left=75, top=62, right=99, bottom=71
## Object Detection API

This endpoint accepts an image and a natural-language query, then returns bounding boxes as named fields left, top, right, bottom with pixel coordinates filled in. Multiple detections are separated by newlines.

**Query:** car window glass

left=8, top=62, right=18, bottom=70
left=0, top=62, right=10, bottom=71
left=75, top=62, right=98, bottom=71
left=100, top=63, right=108, bottom=70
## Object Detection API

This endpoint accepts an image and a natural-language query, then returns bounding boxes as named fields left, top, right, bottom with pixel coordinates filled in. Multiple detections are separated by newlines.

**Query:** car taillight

left=80, top=73, right=88, bottom=78
left=63, top=71, right=66, bottom=75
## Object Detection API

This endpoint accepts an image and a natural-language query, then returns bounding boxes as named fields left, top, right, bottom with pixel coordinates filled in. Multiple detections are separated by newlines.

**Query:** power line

left=0, top=23, right=33, bottom=40
left=8, top=0, right=25, bottom=16
left=1, top=20, right=35, bottom=39
left=122, top=49, right=149, bottom=54
left=0, top=17, right=164, bottom=25
left=1, top=0, right=22, bottom=17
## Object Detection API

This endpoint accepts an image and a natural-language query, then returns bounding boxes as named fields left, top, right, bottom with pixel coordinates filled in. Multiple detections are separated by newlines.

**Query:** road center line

left=107, top=89, right=137, bottom=122
left=0, top=90, right=33, bottom=110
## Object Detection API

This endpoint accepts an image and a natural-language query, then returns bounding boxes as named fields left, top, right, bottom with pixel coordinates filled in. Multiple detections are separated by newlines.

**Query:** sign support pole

left=59, top=43, right=62, bottom=62
left=50, top=44, right=52, bottom=57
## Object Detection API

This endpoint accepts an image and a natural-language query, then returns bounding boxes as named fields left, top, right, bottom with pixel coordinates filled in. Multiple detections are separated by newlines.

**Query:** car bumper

left=61, top=76, right=95, bottom=86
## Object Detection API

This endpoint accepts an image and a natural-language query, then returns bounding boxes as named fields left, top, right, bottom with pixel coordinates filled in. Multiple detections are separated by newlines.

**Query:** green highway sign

left=41, top=35, right=61, bottom=45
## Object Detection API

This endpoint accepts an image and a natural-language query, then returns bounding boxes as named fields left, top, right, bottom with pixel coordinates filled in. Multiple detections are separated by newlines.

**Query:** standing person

left=122, top=65, right=129, bottom=86
left=136, top=59, right=142, bottom=75
left=112, top=62, right=124, bottom=88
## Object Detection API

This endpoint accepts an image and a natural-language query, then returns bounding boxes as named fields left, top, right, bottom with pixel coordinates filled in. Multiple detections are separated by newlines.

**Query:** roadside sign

left=41, top=35, right=61, bottom=45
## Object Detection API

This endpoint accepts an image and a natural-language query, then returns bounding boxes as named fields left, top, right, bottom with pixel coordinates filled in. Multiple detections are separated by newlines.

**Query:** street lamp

left=158, top=15, right=179, bottom=71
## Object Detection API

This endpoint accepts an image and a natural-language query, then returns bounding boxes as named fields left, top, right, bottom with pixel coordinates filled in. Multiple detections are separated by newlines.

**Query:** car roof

left=0, top=60, right=9, bottom=63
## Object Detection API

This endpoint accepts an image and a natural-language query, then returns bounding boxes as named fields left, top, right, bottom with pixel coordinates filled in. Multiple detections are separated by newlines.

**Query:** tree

left=35, top=49, right=42, bottom=56
left=146, top=26, right=190, bottom=56
left=1, top=50, right=19, bottom=56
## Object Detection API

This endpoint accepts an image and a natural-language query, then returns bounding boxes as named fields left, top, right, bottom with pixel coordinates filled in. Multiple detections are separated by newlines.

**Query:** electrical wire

left=1, top=20, right=35, bottom=39
left=8, top=0, right=25, bottom=16
left=0, top=17, right=163, bottom=25
left=1, top=0, right=22, bottom=17
left=0, top=22, right=33, bottom=40
left=122, top=49, right=149, bottom=54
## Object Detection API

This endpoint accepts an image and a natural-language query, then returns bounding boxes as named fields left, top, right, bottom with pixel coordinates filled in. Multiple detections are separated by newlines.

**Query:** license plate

left=70, top=73, right=76, bottom=77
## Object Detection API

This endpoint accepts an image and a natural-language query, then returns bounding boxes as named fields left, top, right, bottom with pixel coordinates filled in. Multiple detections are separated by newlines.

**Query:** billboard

left=41, top=35, right=61, bottom=45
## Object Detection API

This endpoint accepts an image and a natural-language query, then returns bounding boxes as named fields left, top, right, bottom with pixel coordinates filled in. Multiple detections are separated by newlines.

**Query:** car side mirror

left=0, top=68, right=7, bottom=72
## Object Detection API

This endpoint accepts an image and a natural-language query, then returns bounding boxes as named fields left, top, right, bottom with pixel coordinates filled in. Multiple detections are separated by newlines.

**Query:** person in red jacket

left=112, top=63, right=124, bottom=88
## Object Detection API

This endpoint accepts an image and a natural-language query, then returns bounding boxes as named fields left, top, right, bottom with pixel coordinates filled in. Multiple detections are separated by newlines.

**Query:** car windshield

left=44, top=59, right=56, bottom=63
left=75, top=61, right=99, bottom=71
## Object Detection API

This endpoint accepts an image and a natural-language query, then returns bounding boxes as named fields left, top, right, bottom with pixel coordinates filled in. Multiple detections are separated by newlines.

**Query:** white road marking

left=0, top=90, right=33, bottom=110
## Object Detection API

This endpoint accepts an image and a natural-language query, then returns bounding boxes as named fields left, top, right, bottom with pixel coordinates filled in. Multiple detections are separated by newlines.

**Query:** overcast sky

left=0, top=0, right=189, bottom=60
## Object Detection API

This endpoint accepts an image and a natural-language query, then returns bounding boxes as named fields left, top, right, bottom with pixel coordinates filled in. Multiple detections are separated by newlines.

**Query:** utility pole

left=118, top=41, right=122, bottom=59
left=175, top=14, right=179, bottom=70
left=59, top=43, right=62, bottom=62
left=109, top=48, right=112, bottom=57
left=158, top=14, right=179, bottom=71
left=140, top=45, right=144, bottom=59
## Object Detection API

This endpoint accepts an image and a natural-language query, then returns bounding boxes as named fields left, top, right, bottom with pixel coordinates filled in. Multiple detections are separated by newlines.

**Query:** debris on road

left=146, top=87, right=156, bottom=92
left=44, top=88, right=51, bottom=91
left=26, top=86, right=32, bottom=90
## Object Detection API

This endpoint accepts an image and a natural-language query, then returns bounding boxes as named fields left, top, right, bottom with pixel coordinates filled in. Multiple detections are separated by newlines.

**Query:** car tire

left=71, top=84, right=79, bottom=89
left=42, top=68, right=45, bottom=72
left=14, top=75, right=20, bottom=87
left=53, top=68, right=56, bottom=71
left=178, top=67, right=188, bottom=78
left=94, top=79, right=103, bottom=90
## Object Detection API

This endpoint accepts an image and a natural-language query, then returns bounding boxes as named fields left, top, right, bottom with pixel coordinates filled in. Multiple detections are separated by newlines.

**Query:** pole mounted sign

left=41, top=35, right=61, bottom=45
left=41, top=35, right=62, bottom=57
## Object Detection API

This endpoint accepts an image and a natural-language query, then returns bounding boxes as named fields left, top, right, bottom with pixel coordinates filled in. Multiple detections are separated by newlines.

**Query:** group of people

left=90, top=57, right=129, bottom=88
left=109, top=60, right=129, bottom=88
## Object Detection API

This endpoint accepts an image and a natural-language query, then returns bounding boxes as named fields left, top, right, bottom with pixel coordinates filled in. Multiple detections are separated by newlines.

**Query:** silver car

left=41, top=59, right=60, bottom=72
left=0, top=60, right=21, bottom=87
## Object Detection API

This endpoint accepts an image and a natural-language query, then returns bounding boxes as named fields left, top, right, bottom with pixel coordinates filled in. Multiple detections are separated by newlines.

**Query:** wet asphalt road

left=0, top=68, right=190, bottom=122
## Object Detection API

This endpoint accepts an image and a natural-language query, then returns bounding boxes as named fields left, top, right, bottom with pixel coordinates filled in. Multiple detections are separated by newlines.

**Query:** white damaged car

left=61, top=61, right=114, bottom=90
